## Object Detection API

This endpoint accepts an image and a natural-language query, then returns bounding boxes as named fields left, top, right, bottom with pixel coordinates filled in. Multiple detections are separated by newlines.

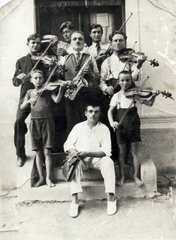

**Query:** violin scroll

left=149, top=59, right=159, bottom=67
left=160, top=90, right=174, bottom=100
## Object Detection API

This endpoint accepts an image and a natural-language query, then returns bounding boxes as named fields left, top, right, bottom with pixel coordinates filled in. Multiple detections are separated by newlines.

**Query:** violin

left=31, top=54, right=67, bottom=78
left=125, top=87, right=174, bottom=99
left=96, top=46, right=113, bottom=70
left=96, top=46, right=113, bottom=61
left=118, top=48, right=159, bottom=68
left=31, top=54, right=57, bottom=67
left=42, top=80, right=64, bottom=91
left=42, top=80, right=72, bottom=92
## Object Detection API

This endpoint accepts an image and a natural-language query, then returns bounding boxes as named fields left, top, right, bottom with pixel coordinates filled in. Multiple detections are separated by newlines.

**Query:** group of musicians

left=13, top=21, right=146, bottom=168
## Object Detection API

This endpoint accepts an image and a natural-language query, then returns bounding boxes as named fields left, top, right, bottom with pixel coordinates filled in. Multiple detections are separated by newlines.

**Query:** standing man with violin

left=62, top=30, right=100, bottom=135
left=12, top=33, right=52, bottom=167
left=99, top=30, right=146, bottom=97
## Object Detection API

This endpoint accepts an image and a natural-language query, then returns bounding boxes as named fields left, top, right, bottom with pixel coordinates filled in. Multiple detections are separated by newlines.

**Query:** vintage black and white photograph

left=0, top=0, right=176, bottom=239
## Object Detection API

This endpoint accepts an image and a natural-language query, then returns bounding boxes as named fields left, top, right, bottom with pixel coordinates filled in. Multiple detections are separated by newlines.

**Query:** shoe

left=69, top=203, right=79, bottom=218
left=16, top=155, right=26, bottom=167
left=107, top=200, right=117, bottom=215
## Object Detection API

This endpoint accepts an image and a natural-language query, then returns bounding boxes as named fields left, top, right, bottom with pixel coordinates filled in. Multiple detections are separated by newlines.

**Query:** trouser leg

left=65, top=97, right=86, bottom=136
left=91, top=157, right=116, bottom=194
left=70, top=161, right=83, bottom=195
left=14, top=106, right=30, bottom=157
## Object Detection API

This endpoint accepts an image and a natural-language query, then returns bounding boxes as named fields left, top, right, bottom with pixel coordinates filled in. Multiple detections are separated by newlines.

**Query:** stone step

left=16, top=155, right=157, bottom=203
left=53, top=165, right=135, bottom=181
left=17, top=179, right=157, bottom=203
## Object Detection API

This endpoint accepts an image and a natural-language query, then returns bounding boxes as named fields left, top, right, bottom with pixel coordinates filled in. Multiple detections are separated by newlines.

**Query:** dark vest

left=64, top=53, right=93, bottom=85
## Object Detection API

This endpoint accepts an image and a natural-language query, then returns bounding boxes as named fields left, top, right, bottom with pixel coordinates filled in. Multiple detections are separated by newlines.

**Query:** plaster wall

left=126, top=0, right=176, bottom=117
left=0, top=0, right=35, bottom=124
left=140, top=129, right=176, bottom=175
left=0, top=0, right=35, bottom=190
left=125, top=0, right=176, bottom=175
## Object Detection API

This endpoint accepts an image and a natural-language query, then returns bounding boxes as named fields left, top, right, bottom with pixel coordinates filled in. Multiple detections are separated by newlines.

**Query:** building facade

left=0, top=0, right=176, bottom=189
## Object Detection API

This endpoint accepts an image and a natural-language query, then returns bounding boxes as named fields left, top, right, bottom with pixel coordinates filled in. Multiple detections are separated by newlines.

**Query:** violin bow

left=119, top=13, right=133, bottom=31
left=118, top=98, right=136, bottom=127
left=32, top=63, right=58, bottom=106
left=27, top=38, right=55, bottom=78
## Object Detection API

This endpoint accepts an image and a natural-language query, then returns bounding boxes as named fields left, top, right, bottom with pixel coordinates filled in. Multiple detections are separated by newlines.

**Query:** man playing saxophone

left=61, top=30, right=100, bottom=135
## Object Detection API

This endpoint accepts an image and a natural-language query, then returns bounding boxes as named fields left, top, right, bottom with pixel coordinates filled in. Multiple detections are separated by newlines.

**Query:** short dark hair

left=59, top=21, right=75, bottom=33
left=85, top=104, right=101, bottom=111
left=30, top=69, right=44, bottom=78
left=70, top=30, right=85, bottom=40
left=27, top=33, right=41, bottom=43
left=85, top=100, right=102, bottom=112
left=89, top=24, right=103, bottom=34
left=109, top=31, right=127, bottom=42
left=118, top=70, right=131, bottom=78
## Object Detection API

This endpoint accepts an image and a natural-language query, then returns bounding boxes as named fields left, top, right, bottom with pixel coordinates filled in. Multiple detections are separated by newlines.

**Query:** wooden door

left=35, top=0, right=125, bottom=45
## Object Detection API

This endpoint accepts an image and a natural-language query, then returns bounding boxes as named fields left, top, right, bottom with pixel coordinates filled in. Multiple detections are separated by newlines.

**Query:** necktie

left=75, top=52, right=81, bottom=71
left=96, top=43, right=101, bottom=55
left=76, top=52, right=81, bottom=62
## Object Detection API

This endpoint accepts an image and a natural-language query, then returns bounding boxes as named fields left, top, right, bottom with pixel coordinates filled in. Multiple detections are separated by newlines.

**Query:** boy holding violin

left=108, top=70, right=159, bottom=187
left=20, top=69, right=67, bottom=187
left=12, top=33, right=51, bottom=167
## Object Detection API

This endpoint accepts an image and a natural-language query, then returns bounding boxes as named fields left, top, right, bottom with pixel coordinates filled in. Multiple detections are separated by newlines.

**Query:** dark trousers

left=65, top=95, right=86, bottom=136
left=14, top=106, right=30, bottom=157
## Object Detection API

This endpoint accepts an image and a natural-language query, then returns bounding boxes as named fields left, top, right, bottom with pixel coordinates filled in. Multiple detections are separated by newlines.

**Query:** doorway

left=35, top=0, right=125, bottom=45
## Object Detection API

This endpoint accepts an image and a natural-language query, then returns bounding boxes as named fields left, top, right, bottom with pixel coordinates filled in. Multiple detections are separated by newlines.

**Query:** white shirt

left=99, top=53, right=140, bottom=93
left=64, top=121, right=111, bottom=158
left=88, top=42, right=109, bottom=58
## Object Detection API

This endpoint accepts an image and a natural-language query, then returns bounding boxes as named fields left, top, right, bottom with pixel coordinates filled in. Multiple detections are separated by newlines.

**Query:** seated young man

left=64, top=102, right=117, bottom=218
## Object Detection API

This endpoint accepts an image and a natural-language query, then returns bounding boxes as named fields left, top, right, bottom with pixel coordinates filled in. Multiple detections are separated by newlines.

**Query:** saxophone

left=64, top=56, right=91, bottom=100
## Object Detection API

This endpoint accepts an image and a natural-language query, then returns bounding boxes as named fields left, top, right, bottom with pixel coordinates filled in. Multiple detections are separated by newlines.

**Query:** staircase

left=17, top=152, right=157, bottom=203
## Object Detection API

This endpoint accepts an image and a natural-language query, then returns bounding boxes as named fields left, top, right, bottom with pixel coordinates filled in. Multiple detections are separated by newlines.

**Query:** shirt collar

left=92, top=42, right=102, bottom=47
left=72, top=49, right=84, bottom=55
left=85, top=120, right=100, bottom=130
left=112, top=53, right=120, bottom=60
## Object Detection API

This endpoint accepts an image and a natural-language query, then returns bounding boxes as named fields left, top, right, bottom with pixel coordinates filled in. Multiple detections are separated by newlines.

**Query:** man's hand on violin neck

left=135, top=53, right=147, bottom=69
left=105, top=86, right=114, bottom=96
left=51, top=36, right=58, bottom=45
left=60, top=81, right=68, bottom=88
left=152, top=90, right=160, bottom=97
